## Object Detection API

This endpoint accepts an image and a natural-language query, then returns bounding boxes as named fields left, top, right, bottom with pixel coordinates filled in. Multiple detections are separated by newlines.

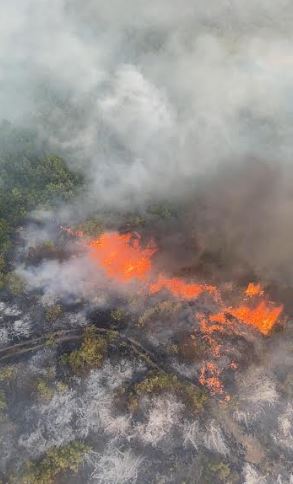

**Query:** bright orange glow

left=149, top=275, right=217, bottom=300
left=245, top=282, right=264, bottom=297
left=199, top=362, right=224, bottom=394
left=228, top=301, right=283, bottom=335
left=63, top=226, right=284, bottom=336
left=201, top=301, right=283, bottom=336
left=88, top=232, right=157, bottom=283
left=61, top=226, right=286, bottom=398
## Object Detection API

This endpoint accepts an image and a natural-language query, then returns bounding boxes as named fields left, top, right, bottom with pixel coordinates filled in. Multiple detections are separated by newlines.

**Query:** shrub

left=6, top=272, right=26, bottom=295
left=131, top=372, right=207, bottom=413
left=0, top=366, right=16, bottom=382
left=0, top=391, right=7, bottom=412
left=64, top=326, right=107, bottom=374
left=73, top=218, right=103, bottom=237
left=111, top=308, right=125, bottom=323
left=35, top=379, right=54, bottom=402
left=206, top=461, right=233, bottom=483
left=138, top=300, right=181, bottom=327
left=15, top=441, right=89, bottom=484
left=45, top=304, right=63, bottom=323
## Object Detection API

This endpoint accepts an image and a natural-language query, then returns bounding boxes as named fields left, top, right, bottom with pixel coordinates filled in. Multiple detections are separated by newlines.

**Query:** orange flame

left=200, top=301, right=283, bottom=336
left=228, top=300, right=283, bottom=335
left=245, top=282, right=264, bottom=297
left=62, top=227, right=285, bottom=397
left=199, top=362, right=224, bottom=395
left=88, top=231, right=157, bottom=283
left=149, top=275, right=217, bottom=300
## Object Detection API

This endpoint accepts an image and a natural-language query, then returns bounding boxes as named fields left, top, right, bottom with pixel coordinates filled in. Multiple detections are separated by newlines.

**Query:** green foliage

left=40, top=241, right=55, bottom=251
left=0, top=255, right=6, bottom=272
left=0, top=272, right=6, bottom=290
left=0, top=390, right=7, bottom=412
left=0, top=123, right=82, bottom=267
left=138, top=300, right=181, bottom=327
left=73, top=217, right=104, bottom=237
left=63, top=326, right=108, bottom=374
left=0, top=366, right=16, bottom=382
left=124, top=213, right=146, bottom=229
left=208, top=462, right=231, bottom=481
left=6, top=272, right=26, bottom=295
left=148, top=203, right=174, bottom=219
left=56, top=381, right=68, bottom=393
left=16, top=441, right=89, bottom=484
left=35, top=379, right=54, bottom=402
left=111, top=308, right=125, bottom=323
left=44, top=334, right=57, bottom=348
left=131, top=372, right=207, bottom=413
left=197, top=459, right=239, bottom=484
left=45, top=304, right=63, bottom=323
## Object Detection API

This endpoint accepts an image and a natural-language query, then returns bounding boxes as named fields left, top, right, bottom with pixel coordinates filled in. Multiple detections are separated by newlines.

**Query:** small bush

left=35, top=379, right=54, bottom=402
left=6, top=272, right=26, bottom=295
left=64, top=326, right=107, bottom=374
left=0, top=255, right=6, bottom=272
left=15, top=441, right=89, bottom=484
left=138, top=300, right=181, bottom=327
left=111, top=308, right=125, bottom=323
left=207, top=461, right=232, bottom=482
left=0, top=272, right=5, bottom=290
left=131, top=372, right=207, bottom=413
left=0, top=366, right=16, bottom=382
left=45, top=304, right=63, bottom=323
left=74, top=218, right=103, bottom=237
left=0, top=391, right=7, bottom=412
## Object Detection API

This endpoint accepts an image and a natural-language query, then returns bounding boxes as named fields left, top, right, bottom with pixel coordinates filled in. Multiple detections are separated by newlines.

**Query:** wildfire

left=245, top=282, right=264, bottom=297
left=149, top=275, right=217, bottom=300
left=85, top=230, right=283, bottom=335
left=88, top=231, right=157, bottom=283
left=228, top=300, right=283, bottom=335
left=199, top=362, right=224, bottom=395
left=200, top=301, right=283, bottom=336
left=61, top=226, right=285, bottom=398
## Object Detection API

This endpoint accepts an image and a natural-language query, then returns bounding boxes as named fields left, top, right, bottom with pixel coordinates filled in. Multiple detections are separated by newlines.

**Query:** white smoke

left=1, top=0, right=293, bottom=210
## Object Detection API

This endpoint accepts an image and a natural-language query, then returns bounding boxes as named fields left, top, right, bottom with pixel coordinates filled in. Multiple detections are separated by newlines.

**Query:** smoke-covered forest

left=0, top=1, right=293, bottom=483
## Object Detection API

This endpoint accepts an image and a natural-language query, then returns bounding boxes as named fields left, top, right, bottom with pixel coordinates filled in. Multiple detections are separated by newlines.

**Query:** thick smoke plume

left=2, top=0, right=293, bottom=284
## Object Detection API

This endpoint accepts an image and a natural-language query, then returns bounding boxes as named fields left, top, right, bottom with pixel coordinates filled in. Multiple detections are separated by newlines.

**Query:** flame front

left=228, top=301, right=283, bottom=335
left=245, top=282, right=264, bottom=297
left=88, top=231, right=157, bottom=283
left=63, top=227, right=285, bottom=398
left=84, top=230, right=283, bottom=336
left=149, top=275, right=217, bottom=300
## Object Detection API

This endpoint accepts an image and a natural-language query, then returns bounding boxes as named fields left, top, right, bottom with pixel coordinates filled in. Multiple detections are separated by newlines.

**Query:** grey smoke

left=2, top=0, right=293, bottom=284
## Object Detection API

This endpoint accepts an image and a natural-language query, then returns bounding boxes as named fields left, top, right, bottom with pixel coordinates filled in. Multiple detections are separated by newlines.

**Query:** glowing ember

left=149, top=275, right=217, bottom=300
left=88, top=231, right=157, bottom=283
left=245, top=282, right=264, bottom=297
left=199, top=362, right=224, bottom=395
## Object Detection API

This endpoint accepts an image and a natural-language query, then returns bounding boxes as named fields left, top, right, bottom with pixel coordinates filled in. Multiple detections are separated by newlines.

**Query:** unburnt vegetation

left=0, top=123, right=82, bottom=273
left=126, top=372, right=208, bottom=414
left=12, top=441, right=89, bottom=484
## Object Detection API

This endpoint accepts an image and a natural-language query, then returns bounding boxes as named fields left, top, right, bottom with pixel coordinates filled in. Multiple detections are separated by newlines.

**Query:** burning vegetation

left=0, top=164, right=291, bottom=484
left=56, top=226, right=284, bottom=402
left=1, top=2, right=293, bottom=481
